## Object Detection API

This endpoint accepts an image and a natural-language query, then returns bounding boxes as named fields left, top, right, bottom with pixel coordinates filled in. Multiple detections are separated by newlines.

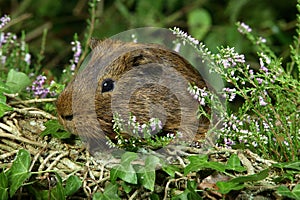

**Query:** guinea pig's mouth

left=62, top=114, right=74, bottom=121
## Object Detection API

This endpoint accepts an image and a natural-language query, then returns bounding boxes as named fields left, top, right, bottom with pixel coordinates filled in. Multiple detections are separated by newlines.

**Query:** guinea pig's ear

left=89, top=38, right=102, bottom=49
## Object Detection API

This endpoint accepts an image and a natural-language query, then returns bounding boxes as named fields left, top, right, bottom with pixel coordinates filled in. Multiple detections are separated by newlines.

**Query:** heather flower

left=256, top=78, right=263, bottom=84
left=0, top=14, right=10, bottom=29
left=172, top=27, right=200, bottom=46
left=27, top=75, right=56, bottom=98
left=149, top=118, right=163, bottom=132
left=237, top=22, right=252, bottom=34
left=24, top=53, right=31, bottom=65
left=224, top=137, right=235, bottom=148
left=188, top=85, right=208, bottom=106
left=70, top=39, right=82, bottom=72
left=222, top=87, right=236, bottom=101
left=258, top=96, right=267, bottom=106
left=217, top=47, right=245, bottom=68
left=257, top=37, right=267, bottom=44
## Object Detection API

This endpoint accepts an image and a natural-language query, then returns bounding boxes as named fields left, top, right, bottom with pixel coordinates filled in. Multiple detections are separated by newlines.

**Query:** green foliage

left=110, top=152, right=160, bottom=192
left=0, top=82, right=13, bottom=118
left=172, top=181, right=202, bottom=200
left=93, top=183, right=121, bottom=200
left=184, top=154, right=246, bottom=175
left=173, top=19, right=300, bottom=162
left=110, top=113, right=177, bottom=151
left=217, top=169, right=269, bottom=194
left=0, top=149, right=82, bottom=200
left=5, top=69, right=31, bottom=93
left=277, top=184, right=300, bottom=200
left=40, top=119, right=72, bottom=139
left=7, top=149, right=31, bottom=197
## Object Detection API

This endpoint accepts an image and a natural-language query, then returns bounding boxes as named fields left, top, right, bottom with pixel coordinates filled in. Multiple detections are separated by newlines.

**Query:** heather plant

left=108, top=113, right=178, bottom=151
left=172, top=20, right=300, bottom=162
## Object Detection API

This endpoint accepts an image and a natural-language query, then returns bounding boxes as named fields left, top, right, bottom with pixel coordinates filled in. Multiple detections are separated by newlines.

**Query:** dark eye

left=101, top=78, right=115, bottom=93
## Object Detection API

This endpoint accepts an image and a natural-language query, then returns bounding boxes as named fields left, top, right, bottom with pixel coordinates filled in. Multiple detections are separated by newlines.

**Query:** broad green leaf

left=272, top=161, right=300, bottom=171
left=172, top=181, right=202, bottom=200
left=184, top=155, right=208, bottom=175
left=137, top=170, right=155, bottom=191
left=50, top=174, right=65, bottom=200
left=92, top=183, right=121, bottom=200
left=0, top=101, right=13, bottom=118
left=6, top=69, right=31, bottom=93
left=230, top=169, right=269, bottom=183
left=120, top=182, right=132, bottom=193
left=184, top=155, right=226, bottom=175
left=0, top=82, right=13, bottom=117
left=110, top=152, right=138, bottom=184
left=162, top=164, right=180, bottom=178
left=65, top=175, right=82, bottom=196
left=9, top=149, right=31, bottom=197
left=206, top=161, right=227, bottom=172
left=277, top=186, right=296, bottom=199
left=0, top=172, right=8, bottom=200
left=40, top=120, right=71, bottom=139
left=0, top=81, right=11, bottom=94
left=226, top=154, right=246, bottom=172
left=137, top=155, right=159, bottom=191
left=292, top=184, right=300, bottom=199
left=216, top=169, right=269, bottom=194
left=216, top=181, right=244, bottom=194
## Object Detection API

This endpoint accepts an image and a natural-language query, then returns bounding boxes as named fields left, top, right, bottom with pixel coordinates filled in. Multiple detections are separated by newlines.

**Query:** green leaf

left=162, top=164, right=180, bottom=178
left=50, top=174, right=65, bottom=200
left=0, top=81, right=11, bottom=94
left=172, top=181, right=202, bottom=200
left=187, top=9, right=212, bottom=40
left=292, top=184, right=300, bottom=199
left=92, top=183, right=121, bottom=200
left=216, top=169, right=269, bottom=194
left=272, top=161, right=300, bottom=171
left=40, top=120, right=71, bottom=139
left=137, top=155, right=159, bottom=191
left=216, top=181, right=244, bottom=194
left=184, top=155, right=226, bottom=175
left=0, top=101, right=13, bottom=118
left=277, top=186, right=296, bottom=199
left=8, top=149, right=31, bottom=197
left=110, top=152, right=138, bottom=184
left=0, top=82, right=13, bottom=118
left=5, top=69, right=31, bottom=93
left=120, top=182, right=132, bottom=193
left=0, top=172, right=8, bottom=200
left=229, top=168, right=269, bottom=183
left=226, top=154, right=246, bottom=172
left=64, top=175, right=82, bottom=196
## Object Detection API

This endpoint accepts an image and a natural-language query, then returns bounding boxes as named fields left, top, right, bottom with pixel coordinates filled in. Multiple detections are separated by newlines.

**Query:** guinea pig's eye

left=101, top=78, right=115, bottom=93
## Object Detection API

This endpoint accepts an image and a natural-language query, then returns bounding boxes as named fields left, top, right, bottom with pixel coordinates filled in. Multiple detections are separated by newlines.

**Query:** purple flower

left=256, top=78, right=263, bottom=84
left=28, top=75, right=55, bottom=98
left=224, top=137, right=235, bottom=148
left=222, top=87, right=236, bottom=101
left=70, top=40, right=82, bottom=72
left=188, top=85, right=208, bottom=106
left=259, top=96, right=267, bottom=106
left=217, top=47, right=245, bottom=68
left=0, top=14, right=10, bottom=29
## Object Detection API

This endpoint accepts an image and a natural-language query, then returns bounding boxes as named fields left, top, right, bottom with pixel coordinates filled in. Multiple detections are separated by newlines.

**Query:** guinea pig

left=56, top=39, right=210, bottom=150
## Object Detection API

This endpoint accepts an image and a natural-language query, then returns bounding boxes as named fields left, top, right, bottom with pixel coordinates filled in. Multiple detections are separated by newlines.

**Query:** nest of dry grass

left=0, top=98, right=287, bottom=199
